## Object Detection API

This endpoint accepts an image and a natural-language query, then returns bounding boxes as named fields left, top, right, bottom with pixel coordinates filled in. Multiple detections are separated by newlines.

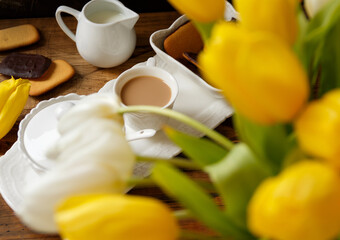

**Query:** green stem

left=192, top=21, right=215, bottom=43
left=195, top=180, right=217, bottom=193
left=127, top=177, right=155, bottom=188
left=136, top=156, right=217, bottom=191
left=136, top=155, right=201, bottom=170
left=128, top=177, right=217, bottom=192
left=118, top=106, right=234, bottom=150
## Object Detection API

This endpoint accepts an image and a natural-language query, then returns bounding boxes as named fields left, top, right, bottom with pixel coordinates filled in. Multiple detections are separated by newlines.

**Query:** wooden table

left=0, top=12, right=236, bottom=239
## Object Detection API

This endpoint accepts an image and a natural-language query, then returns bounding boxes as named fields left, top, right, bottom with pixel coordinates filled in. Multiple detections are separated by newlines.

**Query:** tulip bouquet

left=3, top=0, right=340, bottom=239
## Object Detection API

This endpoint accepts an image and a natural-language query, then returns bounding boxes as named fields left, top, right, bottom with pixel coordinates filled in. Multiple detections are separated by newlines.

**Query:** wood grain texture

left=0, top=12, right=236, bottom=239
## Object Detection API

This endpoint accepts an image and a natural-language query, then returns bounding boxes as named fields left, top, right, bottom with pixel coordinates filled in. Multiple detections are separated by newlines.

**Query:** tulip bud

left=199, top=22, right=309, bottom=125
left=248, top=160, right=340, bottom=240
left=305, top=0, right=332, bottom=18
left=295, top=89, right=340, bottom=169
left=55, top=194, right=179, bottom=240
left=0, top=77, right=30, bottom=139
left=167, top=0, right=225, bottom=23
left=235, top=0, right=298, bottom=45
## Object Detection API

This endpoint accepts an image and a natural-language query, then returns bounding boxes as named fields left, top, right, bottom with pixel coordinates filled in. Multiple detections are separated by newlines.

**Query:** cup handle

left=55, top=6, right=80, bottom=42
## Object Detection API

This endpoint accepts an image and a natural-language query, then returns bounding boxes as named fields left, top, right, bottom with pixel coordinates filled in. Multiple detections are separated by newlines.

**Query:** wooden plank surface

left=0, top=12, right=236, bottom=239
left=0, top=11, right=181, bottom=155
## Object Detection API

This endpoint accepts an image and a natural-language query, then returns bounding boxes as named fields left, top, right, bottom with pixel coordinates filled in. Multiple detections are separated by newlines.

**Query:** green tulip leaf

left=205, top=143, right=271, bottom=229
left=294, top=5, right=309, bottom=65
left=318, top=20, right=340, bottom=96
left=152, top=162, right=255, bottom=240
left=296, top=0, right=340, bottom=94
left=192, top=21, right=215, bottom=42
left=164, top=126, right=228, bottom=167
left=233, top=113, right=291, bottom=174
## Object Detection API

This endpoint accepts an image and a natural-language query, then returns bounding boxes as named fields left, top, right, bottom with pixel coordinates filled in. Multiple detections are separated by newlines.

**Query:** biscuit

left=164, top=21, right=203, bottom=60
left=29, top=60, right=75, bottom=96
left=0, top=24, right=40, bottom=52
left=0, top=53, right=51, bottom=78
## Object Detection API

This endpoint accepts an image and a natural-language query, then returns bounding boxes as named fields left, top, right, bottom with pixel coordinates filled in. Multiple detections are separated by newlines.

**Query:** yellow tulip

left=295, top=89, right=340, bottom=169
left=235, top=0, right=298, bottom=45
left=248, top=160, right=340, bottom=240
left=0, top=77, right=30, bottom=139
left=199, top=22, right=309, bottom=125
left=167, top=0, right=225, bottom=23
left=56, top=194, right=179, bottom=240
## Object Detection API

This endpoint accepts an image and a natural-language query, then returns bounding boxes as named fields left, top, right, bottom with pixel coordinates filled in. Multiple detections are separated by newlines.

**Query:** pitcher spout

left=115, top=0, right=139, bottom=29
left=121, top=11, right=139, bottom=29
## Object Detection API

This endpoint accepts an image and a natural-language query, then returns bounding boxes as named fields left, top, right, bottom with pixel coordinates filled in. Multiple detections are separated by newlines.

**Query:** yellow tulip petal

left=0, top=77, right=16, bottom=112
left=322, top=88, right=340, bottom=110
left=56, top=194, right=179, bottom=240
left=199, top=22, right=309, bottom=125
left=235, top=0, right=298, bottom=45
left=0, top=77, right=30, bottom=139
left=167, top=0, right=225, bottom=23
left=248, top=160, right=340, bottom=240
left=295, top=89, right=340, bottom=168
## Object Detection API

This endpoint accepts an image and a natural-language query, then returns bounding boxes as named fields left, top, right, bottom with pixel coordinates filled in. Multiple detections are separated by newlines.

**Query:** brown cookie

left=0, top=24, right=40, bottom=51
left=0, top=53, right=52, bottom=78
left=164, top=21, right=203, bottom=60
left=29, top=60, right=75, bottom=96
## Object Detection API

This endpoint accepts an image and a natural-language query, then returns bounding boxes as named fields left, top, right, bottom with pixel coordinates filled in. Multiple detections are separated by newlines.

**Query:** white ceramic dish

left=56, top=0, right=139, bottom=68
left=18, top=94, right=84, bottom=173
left=149, top=2, right=238, bottom=97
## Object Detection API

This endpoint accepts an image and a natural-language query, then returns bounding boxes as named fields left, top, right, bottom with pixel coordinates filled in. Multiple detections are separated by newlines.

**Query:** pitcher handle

left=55, top=6, right=80, bottom=42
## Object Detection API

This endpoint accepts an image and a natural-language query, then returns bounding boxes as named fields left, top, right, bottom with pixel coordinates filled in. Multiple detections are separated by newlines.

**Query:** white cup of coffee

left=114, top=63, right=178, bottom=131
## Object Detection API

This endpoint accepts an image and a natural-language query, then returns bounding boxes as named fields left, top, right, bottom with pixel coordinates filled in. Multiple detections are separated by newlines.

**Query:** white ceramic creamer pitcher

left=56, top=0, right=139, bottom=68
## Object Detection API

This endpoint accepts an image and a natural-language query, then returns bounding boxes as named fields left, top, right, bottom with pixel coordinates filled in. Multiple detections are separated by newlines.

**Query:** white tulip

left=57, top=93, right=124, bottom=134
left=17, top=94, right=135, bottom=233
left=305, top=0, right=332, bottom=18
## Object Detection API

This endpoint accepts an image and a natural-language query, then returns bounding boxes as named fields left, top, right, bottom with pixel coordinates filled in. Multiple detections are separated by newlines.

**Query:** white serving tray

left=150, top=1, right=238, bottom=96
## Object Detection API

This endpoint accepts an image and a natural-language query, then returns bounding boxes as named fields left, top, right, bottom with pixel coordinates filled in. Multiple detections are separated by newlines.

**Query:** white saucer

left=18, top=93, right=84, bottom=173
left=99, top=55, right=233, bottom=157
